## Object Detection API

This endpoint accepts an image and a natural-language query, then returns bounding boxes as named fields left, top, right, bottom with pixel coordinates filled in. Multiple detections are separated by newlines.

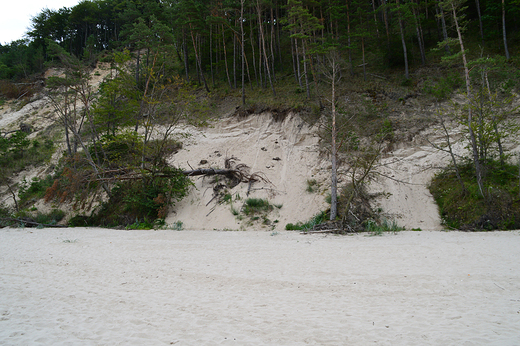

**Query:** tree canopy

left=0, top=0, right=517, bottom=84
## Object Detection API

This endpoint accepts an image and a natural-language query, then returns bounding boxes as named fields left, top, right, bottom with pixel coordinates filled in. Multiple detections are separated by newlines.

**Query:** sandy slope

left=1, top=227, right=520, bottom=345
left=166, top=111, right=450, bottom=231
left=167, top=113, right=330, bottom=231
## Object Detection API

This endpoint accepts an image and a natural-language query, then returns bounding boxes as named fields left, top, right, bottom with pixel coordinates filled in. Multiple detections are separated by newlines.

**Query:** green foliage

left=172, top=220, right=184, bottom=231
left=33, top=209, right=65, bottom=225
left=365, top=218, right=404, bottom=236
left=90, top=168, right=191, bottom=227
left=222, top=193, right=232, bottom=203
left=126, top=219, right=155, bottom=230
left=243, top=198, right=273, bottom=215
left=0, top=205, right=14, bottom=227
left=379, top=119, right=394, bottom=141
left=1, top=207, right=65, bottom=227
left=325, top=193, right=332, bottom=204
left=423, top=71, right=463, bottom=100
left=68, top=215, right=90, bottom=227
left=0, top=132, right=54, bottom=181
left=429, top=160, right=520, bottom=230
left=62, top=239, right=78, bottom=243
left=18, top=176, right=55, bottom=206
left=285, top=211, right=327, bottom=231
left=306, top=179, right=318, bottom=193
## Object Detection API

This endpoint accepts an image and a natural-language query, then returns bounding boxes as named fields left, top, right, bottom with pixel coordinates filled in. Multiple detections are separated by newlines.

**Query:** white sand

left=1, top=228, right=520, bottom=345
left=167, top=113, right=330, bottom=231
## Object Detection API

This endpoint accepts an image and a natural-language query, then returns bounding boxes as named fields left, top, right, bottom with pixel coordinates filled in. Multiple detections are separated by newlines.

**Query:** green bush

left=423, top=71, right=463, bottom=100
left=87, top=168, right=191, bottom=227
left=34, top=209, right=65, bottom=225
left=429, top=160, right=520, bottom=230
left=68, top=215, right=90, bottom=227
left=125, top=219, right=155, bottom=230
left=0, top=132, right=55, bottom=181
left=285, top=211, right=327, bottom=231
left=18, top=175, right=55, bottom=206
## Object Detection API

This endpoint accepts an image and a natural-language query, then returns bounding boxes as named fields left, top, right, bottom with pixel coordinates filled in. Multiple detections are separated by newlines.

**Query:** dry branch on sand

left=88, top=156, right=270, bottom=187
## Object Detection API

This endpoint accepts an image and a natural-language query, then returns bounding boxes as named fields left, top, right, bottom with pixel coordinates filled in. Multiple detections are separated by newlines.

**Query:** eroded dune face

left=167, top=112, right=330, bottom=231
left=166, top=111, right=449, bottom=231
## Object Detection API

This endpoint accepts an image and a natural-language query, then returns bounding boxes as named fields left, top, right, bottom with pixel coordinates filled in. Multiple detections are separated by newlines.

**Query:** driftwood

left=0, top=217, right=68, bottom=228
left=93, top=164, right=269, bottom=187
left=183, top=168, right=245, bottom=178
left=300, top=229, right=340, bottom=234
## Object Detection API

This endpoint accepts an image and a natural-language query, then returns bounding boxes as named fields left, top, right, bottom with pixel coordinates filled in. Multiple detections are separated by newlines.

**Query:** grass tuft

left=243, top=198, right=272, bottom=215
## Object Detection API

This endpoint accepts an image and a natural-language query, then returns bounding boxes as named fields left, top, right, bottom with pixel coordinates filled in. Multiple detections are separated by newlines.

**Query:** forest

left=0, top=0, right=518, bottom=90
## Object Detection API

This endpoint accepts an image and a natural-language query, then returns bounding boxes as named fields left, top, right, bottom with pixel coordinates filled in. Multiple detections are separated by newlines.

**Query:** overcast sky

left=0, top=0, right=81, bottom=45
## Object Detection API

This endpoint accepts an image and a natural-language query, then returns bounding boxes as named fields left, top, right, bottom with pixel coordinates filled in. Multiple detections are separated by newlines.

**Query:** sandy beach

left=1, top=228, right=520, bottom=345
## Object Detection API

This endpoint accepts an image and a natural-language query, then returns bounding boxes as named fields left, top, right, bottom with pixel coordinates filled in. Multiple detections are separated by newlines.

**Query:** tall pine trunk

left=249, top=18, right=259, bottom=87
left=346, top=0, right=354, bottom=75
left=475, top=0, right=484, bottom=45
left=270, top=6, right=276, bottom=82
left=257, top=0, right=276, bottom=96
left=210, top=25, right=214, bottom=87
left=439, top=5, right=451, bottom=55
left=451, top=2, right=484, bottom=198
left=502, top=0, right=511, bottom=60
left=302, top=40, right=310, bottom=99
left=291, top=37, right=299, bottom=85
left=412, top=3, right=426, bottom=65
left=182, top=30, right=189, bottom=82
left=233, top=28, right=237, bottom=89
left=222, top=24, right=233, bottom=89
left=330, top=54, right=338, bottom=221
left=397, top=0, right=409, bottom=79
left=189, top=27, right=210, bottom=93
left=371, top=0, right=380, bottom=38
left=295, top=38, right=302, bottom=88
left=241, top=0, right=246, bottom=105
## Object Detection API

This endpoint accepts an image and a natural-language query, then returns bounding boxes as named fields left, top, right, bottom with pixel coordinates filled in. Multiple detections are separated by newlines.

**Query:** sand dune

left=1, top=227, right=519, bottom=345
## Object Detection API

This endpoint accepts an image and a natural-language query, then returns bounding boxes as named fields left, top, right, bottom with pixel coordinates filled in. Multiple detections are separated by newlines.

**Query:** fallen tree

left=42, top=154, right=271, bottom=228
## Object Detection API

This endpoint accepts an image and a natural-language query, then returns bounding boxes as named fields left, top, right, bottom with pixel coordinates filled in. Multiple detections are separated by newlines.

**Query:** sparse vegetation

left=306, top=179, right=318, bottom=193
left=18, top=176, right=55, bottom=207
left=366, top=218, right=404, bottom=236
left=0, top=207, right=65, bottom=228
left=172, top=220, right=184, bottom=231
left=243, top=198, right=273, bottom=215
left=423, top=71, right=463, bottom=100
left=0, top=133, right=55, bottom=182
left=285, top=211, right=327, bottom=232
